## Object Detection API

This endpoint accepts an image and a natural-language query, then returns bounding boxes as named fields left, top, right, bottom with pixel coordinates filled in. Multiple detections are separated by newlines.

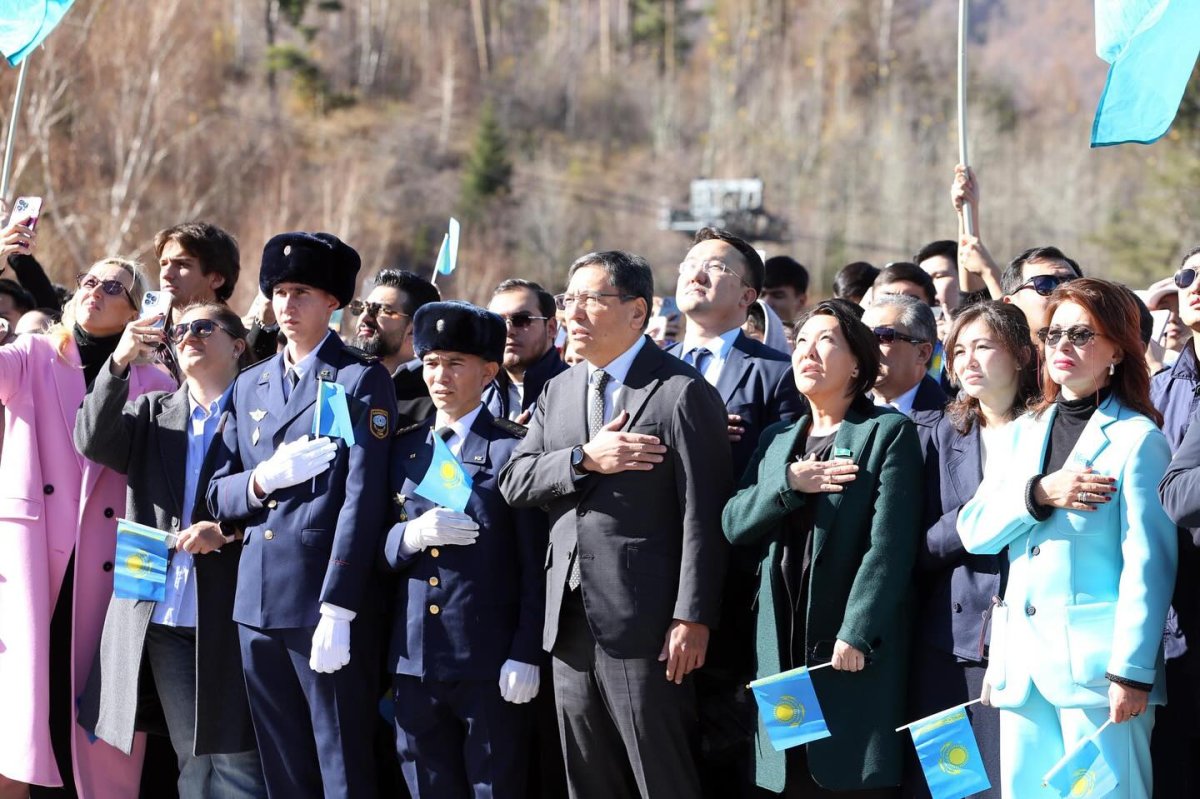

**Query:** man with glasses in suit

left=484, top=279, right=567, bottom=423
left=999, top=246, right=1083, bottom=346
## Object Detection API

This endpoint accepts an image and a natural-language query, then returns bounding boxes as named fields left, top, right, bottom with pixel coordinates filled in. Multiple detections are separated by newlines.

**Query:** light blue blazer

left=959, top=394, right=1176, bottom=710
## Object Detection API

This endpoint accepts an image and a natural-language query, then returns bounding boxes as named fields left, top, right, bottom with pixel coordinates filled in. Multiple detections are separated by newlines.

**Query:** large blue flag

left=1043, top=734, right=1119, bottom=798
left=313, top=379, right=356, bottom=446
left=909, top=706, right=991, bottom=799
left=1091, top=0, right=1200, bottom=146
left=749, top=666, right=832, bottom=752
left=0, top=1, right=76, bottom=67
left=413, top=431, right=473, bottom=512
left=113, top=518, right=171, bottom=602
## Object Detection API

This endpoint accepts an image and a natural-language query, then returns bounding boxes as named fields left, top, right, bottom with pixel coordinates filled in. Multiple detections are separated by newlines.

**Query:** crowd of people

left=0, top=164, right=1198, bottom=799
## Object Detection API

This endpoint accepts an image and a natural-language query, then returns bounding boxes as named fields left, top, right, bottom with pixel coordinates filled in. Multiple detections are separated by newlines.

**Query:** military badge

left=250, top=409, right=268, bottom=422
left=370, top=408, right=390, bottom=439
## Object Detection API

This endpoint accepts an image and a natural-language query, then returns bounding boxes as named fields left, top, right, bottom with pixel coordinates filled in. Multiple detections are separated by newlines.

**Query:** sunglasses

left=168, top=318, right=238, bottom=343
left=1175, top=268, right=1197, bottom=290
left=1037, top=325, right=1103, bottom=348
left=76, top=274, right=136, bottom=308
left=348, top=300, right=409, bottom=320
left=873, top=325, right=926, bottom=345
left=499, top=312, right=548, bottom=329
left=1011, top=274, right=1072, bottom=297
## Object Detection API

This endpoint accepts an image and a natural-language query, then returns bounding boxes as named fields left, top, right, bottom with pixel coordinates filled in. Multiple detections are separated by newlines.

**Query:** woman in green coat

left=724, top=299, right=924, bottom=797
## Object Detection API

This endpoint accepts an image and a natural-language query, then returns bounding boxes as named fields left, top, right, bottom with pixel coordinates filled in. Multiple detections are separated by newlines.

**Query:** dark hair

left=914, top=240, right=957, bottom=265
left=374, top=269, right=440, bottom=316
left=494, top=278, right=555, bottom=318
left=873, top=262, right=936, bottom=306
left=944, top=301, right=1038, bottom=434
left=0, top=278, right=36, bottom=314
left=154, top=223, right=240, bottom=303
left=833, top=262, right=879, bottom=302
left=568, top=250, right=654, bottom=330
left=1181, top=246, right=1200, bottom=267
left=763, top=255, right=808, bottom=295
left=1126, top=288, right=1153, bottom=347
left=794, top=299, right=880, bottom=398
left=1032, top=277, right=1161, bottom=426
left=176, top=300, right=252, bottom=369
left=1001, top=246, right=1082, bottom=295
left=693, top=227, right=765, bottom=293
left=744, top=302, right=765, bottom=335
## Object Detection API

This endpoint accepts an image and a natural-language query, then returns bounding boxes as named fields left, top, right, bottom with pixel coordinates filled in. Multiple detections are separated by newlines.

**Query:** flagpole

left=895, top=697, right=984, bottom=733
left=0, top=55, right=31, bottom=204
left=957, top=0, right=975, bottom=237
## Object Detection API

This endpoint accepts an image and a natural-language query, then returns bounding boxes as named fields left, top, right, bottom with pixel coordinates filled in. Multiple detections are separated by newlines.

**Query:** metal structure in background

left=659, top=178, right=789, bottom=243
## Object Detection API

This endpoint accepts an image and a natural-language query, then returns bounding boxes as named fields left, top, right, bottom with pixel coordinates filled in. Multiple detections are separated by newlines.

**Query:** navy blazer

left=918, top=413, right=1003, bottom=662
left=382, top=410, right=548, bottom=680
left=482, top=345, right=568, bottom=421
left=668, top=331, right=806, bottom=478
left=909, top=374, right=948, bottom=460
left=207, top=334, right=396, bottom=629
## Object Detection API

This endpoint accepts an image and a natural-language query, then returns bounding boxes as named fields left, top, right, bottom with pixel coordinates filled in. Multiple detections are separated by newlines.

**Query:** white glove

left=253, top=435, right=337, bottom=496
left=498, top=659, right=540, bottom=704
left=310, top=602, right=355, bottom=673
left=399, top=507, right=480, bottom=556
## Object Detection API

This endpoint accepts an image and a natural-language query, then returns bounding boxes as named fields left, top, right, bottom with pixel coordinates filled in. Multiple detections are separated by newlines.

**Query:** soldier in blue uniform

left=383, top=301, right=548, bottom=798
left=206, top=232, right=395, bottom=798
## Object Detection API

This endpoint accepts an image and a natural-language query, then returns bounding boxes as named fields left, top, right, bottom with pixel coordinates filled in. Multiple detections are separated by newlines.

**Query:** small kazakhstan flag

left=412, top=430, right=473, bottom=513
left=313, top=378, right=356, bottom=446
left=749, top=665, right=832, bottom=751
left=1043, top=727, right=1119, bottom=798
left=113, top=518, right=171, bottom=602
left=909, top=705, right=991, bottom=799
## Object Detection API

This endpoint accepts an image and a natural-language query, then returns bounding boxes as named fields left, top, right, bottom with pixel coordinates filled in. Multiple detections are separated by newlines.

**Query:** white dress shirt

left=585, top=335, right=648, bottom=424
left=678, top=326, right=741, bottom=387
left=874, top=379, right=921, bottom=418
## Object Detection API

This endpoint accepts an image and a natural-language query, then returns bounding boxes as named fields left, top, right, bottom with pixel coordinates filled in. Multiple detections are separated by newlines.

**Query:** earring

left=1109, top=362, right=1116, bottom=376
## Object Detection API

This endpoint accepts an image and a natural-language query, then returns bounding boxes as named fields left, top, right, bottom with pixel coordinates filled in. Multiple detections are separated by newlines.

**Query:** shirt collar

left=681, top=326, right=740, bottom=361
left=436, top=402, right=484, bottom=443
left=586, top=335, right=647, bottom=385
left=284, top=330, right=335, bottom=378
left=187, top=387, right=229, bottom=421
left=876, top=379, right=922, bottom=417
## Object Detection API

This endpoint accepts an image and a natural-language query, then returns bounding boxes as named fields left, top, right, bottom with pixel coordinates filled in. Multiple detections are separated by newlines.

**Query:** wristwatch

left=570, top=444, right=588, bottom=475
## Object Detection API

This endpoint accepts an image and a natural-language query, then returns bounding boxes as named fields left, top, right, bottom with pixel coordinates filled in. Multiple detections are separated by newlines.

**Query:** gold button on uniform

left=429, top=604, right=440, bottom=615
left=428, top=577, right=439, bottom=587
left=267, top=499, right=278, bottom=509
left=263, top=530, right=274, bottom=540
left=430, top=548, right=440, bottom=558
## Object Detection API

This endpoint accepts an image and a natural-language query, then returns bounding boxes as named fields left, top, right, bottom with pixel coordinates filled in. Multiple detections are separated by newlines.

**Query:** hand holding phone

left=140, top=291, right=171, bottom=329
left=10, top=196, right=41, bottom=229
left=1, top=196, right=41, bottom=261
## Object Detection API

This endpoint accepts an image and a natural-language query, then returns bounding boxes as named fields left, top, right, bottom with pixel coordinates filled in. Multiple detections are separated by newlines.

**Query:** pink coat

left=0, top=334, right=175, bottom=794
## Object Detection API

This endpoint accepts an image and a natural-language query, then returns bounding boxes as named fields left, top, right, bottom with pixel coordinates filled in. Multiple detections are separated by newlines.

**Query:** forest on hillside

left=1, top=0, right=1198, bottom=309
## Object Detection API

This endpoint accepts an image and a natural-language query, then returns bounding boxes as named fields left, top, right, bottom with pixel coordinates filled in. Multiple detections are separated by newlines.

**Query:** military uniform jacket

left=206, top=333, right=396, bottom=628
left=382, top=410, right=548, bottom=680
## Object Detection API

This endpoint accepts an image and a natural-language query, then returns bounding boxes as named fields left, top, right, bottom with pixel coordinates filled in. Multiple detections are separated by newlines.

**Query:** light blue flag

left=749, top=666, right=832, bottom=752
left=433, top=217, right=461, bottom=275
left=412, top=431, right=473, bottom=512
left=313, top=379, right=356, bottom=446
left=0, top=0, right=76, bottom=67
left=1091, top=0, right=1200, bottom=146
left=113, top=518, right=171, bottom=602
left=1043, top=735, right=1119, bottom=798
left=909, top=706, right=991, bottom=799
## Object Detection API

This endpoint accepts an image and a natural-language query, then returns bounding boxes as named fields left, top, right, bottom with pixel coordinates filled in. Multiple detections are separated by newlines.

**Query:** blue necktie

left=688, top=347, right=712, bottom=379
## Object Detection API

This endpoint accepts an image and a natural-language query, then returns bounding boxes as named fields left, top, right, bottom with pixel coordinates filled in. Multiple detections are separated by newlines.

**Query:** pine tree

left=460, top=104, right=513, bottom=218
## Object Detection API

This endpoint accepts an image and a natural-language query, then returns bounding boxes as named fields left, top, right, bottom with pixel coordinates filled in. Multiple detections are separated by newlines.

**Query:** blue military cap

left=413, top=301, right=505, bottom=363
left=259, top=232, right=361, bottom=308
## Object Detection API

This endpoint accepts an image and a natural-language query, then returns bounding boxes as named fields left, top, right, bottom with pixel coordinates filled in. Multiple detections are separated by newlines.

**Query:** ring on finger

left=1078, top=491, right=1088, bottom=503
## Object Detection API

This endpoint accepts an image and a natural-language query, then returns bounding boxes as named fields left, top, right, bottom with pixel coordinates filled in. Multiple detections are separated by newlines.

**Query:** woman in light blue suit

left=959, top=278, right=1176, bottom=798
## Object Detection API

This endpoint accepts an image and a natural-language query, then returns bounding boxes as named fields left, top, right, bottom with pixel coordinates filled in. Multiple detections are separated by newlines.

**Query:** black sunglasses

left=76, top=274, right=136, bottom=308
left=168, top=318, right=238, bottom=343
left=1037, top=325, right=1103, bottom=348
left=348, top=300, right=409, bottom=319
left=499, top=312, right=548, bottom=329
left=873, top=325, right=926, bottom=345
left=1174, top=268, right=1197, bottom=290
left=1011, top=274, right=1072, bottom=297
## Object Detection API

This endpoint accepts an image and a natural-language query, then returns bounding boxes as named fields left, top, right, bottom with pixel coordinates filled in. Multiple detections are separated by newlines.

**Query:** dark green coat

left=723, top=401, right=923, bottom=793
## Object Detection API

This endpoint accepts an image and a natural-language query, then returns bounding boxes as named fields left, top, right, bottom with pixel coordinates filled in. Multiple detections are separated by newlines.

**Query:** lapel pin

left=250, top=409, right=267, bottom=422
left=472, top=454, right=484, bottom=462
left=252, top=428, right=261, bottom=446
left=834, top=447, right=853, bottom=459
left=319, top=368, right=333, bottom=380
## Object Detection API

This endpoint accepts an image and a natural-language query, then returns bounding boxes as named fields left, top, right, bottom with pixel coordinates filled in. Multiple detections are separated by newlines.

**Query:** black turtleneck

left=1042, top=388, right=1112, bottom=475
left=73, top=324, right=123, bottom=389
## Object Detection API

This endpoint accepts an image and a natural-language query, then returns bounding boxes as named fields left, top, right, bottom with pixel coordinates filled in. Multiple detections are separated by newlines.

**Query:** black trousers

left=551, top=590, right=701, bottom=799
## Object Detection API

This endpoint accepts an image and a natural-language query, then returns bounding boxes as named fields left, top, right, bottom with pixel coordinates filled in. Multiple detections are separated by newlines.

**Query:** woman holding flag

left=72, top=302, right=265, bottom=797
left=0, top=258, right=175, bottom=798
left=959, top=278, right=1176, bottom=798
left=724, top=299, right=924, bottom=796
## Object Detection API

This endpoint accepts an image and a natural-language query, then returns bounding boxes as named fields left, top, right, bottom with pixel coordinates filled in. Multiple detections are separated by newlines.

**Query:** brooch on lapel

left=394, top=492, right=408, bottom=522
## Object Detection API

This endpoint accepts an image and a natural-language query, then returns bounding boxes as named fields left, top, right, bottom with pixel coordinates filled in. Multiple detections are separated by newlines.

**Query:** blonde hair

left=48, top=257, right=149, bottom=359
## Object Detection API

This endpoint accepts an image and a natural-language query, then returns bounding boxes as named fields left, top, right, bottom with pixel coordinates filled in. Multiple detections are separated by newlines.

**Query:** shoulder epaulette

left=342, top=345, right=379, bottom=363
left=394, top=421, right=425, bottom=437
left=492, top=417, right=528, bottom=438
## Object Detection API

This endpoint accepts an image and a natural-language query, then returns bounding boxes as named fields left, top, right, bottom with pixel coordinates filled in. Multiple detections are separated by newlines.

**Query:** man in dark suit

left=351, top=268, right=440, bottom=426
left=499, top=250, right=733, bottom=799
left=383, top=301, right=547, bottom=798
left=483, top=278, right=567, bottom=423
left=207, top=232, right=396, bottom=798
left=861, top=293, right=946, bottom=455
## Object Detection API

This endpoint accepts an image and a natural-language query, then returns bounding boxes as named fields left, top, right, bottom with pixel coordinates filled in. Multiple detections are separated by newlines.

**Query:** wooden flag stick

left=957, top=0, right=976, bottom=237
left=896, top=697, right=984, bottom=733
left=0, top=56, right=31, bottom=204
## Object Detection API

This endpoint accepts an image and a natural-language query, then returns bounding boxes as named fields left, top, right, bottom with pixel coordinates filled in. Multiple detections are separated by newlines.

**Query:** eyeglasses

left=168, top=318, right=239, bottom=343
left=498, top=311, right=548, bottom=329
left=348, top=300, right=409, bottom=319
left=553, top=292, right=633, bottom=311
left=1037, top=325, right=1104, bottom=348
left=872, top=325, right=926, bottom=345
left=1011, top=274, right=1072, bottom=297
left=1174, top=268, right=1197, bottom=290
left=678, top=259, right=749, bottom=286
left=76, top=274, right=136, bottom=308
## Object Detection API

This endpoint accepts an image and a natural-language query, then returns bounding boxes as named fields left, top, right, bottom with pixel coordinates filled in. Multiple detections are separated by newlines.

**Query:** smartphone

left=10, top=196, right=42, bottom=229
left=140, top=290, right=170, bottom=329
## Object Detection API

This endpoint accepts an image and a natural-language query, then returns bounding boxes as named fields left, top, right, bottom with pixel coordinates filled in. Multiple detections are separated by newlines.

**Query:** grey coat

left=73, top=360, right=255, bottom=756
